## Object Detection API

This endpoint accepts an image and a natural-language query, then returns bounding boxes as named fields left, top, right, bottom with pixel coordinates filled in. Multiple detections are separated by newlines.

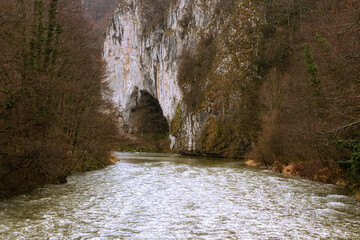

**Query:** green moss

left=199, top=116, right=252, bottom=158
left=115, top=143, right=157, bottom=153
left=170, top=105, right=183, bottom=135
left=115, top=133, right=170, bottom=153
left=82, top=157, right=109, bottom=171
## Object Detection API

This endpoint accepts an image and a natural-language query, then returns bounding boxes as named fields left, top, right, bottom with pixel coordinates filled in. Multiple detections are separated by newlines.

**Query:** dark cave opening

left=129, top=90, right=169, bottom=135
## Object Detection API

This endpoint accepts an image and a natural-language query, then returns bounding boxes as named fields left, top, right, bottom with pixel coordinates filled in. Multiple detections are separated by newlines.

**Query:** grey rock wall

left=103, top=0, right=221, bottom=152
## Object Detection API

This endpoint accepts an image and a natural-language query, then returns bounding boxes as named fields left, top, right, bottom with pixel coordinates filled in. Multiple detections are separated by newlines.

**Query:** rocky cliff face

left=103, top=0, right=260, bottom=156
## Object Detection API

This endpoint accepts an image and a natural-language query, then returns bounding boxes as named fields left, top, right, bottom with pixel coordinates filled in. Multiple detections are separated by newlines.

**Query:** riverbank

left=109, top=152, right=120, bottom=164
left=245, top=159, right=360, bottom=201
left=115, top=132, right=171, bottom=154
left=0, top=150, right=119, bottom=200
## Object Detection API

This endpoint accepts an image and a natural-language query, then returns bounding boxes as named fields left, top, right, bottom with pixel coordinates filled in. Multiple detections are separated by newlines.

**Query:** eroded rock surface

left=103, top=0, right=259, bottom=155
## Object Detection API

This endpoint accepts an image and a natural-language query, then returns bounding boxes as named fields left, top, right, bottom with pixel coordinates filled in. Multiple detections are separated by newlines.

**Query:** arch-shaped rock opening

left=129, top=90, right=169, bottom=135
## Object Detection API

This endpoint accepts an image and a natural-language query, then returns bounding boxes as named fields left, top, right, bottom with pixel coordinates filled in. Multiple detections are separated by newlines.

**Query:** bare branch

left=325, top=120, right=360, bottom=134
left=338, top=15, right=360, bottom=35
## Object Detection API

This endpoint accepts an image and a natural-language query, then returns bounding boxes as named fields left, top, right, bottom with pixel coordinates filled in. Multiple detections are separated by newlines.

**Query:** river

left=1, top=152, right=360, bottom=239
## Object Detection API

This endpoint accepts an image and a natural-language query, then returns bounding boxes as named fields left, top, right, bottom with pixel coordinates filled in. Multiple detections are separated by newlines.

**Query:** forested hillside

left=82, top=0, right=121, bottom=36
left=247, top=0, right=360, bottom=191
left=0, top=0, right=120, bottom=198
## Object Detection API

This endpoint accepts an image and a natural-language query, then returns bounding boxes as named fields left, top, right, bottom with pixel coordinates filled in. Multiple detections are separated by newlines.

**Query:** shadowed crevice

left=128, top=90, right=169, bottom=135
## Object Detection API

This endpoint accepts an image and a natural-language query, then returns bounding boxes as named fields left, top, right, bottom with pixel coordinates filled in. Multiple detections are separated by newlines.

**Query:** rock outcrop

left=103, top=0, right=260, bottom=156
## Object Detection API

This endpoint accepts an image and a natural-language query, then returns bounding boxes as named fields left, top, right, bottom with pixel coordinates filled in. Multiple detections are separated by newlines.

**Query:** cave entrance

left=129, top=90, right=169, bottom=135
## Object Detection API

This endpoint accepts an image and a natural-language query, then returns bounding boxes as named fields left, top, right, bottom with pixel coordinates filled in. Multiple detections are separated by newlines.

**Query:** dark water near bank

left=1, top=152, right=360, bottom=239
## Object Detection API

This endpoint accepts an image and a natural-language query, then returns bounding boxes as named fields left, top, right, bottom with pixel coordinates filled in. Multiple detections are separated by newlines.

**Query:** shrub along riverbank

left=245, top=0, right=360, bottom=197
left=0, top=0, right=120, bottom=198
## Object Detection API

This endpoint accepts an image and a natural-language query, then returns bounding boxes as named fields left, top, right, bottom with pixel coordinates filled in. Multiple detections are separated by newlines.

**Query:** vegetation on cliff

left=176, top=0, right=262, bottom=158
left=174, top=0, right=360, bottom=192
left=0, top=0, right=120, bottom=198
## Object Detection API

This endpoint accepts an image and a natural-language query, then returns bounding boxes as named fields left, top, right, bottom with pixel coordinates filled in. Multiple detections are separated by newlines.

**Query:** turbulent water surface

left=1, top=152, right=360, bottom=239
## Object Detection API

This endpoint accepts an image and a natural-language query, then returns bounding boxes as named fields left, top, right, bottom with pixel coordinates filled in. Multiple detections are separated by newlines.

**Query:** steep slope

left=103, top=0, right=261, bottom=157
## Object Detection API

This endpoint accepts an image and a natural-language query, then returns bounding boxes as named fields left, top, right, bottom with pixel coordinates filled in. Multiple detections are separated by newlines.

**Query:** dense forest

left=0, top=0, right=120, bottom=198
left=250, top=0, right=360, bottom=191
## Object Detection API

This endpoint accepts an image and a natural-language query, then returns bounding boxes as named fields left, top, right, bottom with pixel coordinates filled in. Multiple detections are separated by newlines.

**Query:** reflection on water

left=1, top=152, right=360, bottom=239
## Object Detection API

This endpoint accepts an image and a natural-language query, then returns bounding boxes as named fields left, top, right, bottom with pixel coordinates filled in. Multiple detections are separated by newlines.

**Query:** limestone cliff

left=103, top=0, right=260, bottom=157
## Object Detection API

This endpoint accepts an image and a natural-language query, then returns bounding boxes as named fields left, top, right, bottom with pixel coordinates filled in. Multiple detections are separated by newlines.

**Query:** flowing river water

left=1, top=152, right=360, bottom=239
